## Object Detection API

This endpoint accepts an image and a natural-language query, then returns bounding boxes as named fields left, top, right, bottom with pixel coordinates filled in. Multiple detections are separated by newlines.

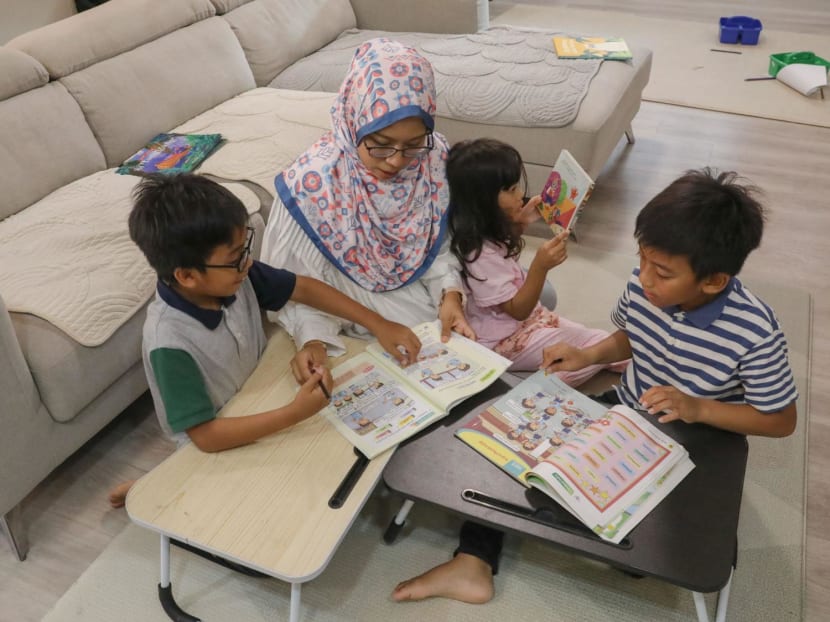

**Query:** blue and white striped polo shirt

left=611, top=269, right=798, bottom=414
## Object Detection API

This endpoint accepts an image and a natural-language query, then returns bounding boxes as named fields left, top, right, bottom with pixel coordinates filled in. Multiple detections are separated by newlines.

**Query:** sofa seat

left=270, top=26, right=652, bottom=190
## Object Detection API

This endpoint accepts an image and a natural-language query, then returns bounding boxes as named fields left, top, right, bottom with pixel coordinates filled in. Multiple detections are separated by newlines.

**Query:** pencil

left=318, top=379, right=331, bottom=400
left=745, top=76, right=776, bottom=81
left=710, top=48, right=742, bottom=54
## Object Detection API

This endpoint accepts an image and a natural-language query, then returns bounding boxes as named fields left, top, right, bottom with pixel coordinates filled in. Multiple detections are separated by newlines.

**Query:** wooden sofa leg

left=624, top=124, right=636, bottom=145
left=1, top=505, right=29, bottom=561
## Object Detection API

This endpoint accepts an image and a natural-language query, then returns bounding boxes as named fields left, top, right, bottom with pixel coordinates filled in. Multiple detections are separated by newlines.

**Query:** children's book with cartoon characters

left=116, top=133, right=223, bottom=176
left=455, top=371, right=694, bottom=543
left=323, top=321, right=511, bottom=459
left=552, top=35, right=632, bottom=61
left=536, top=149, right=595, bottom=236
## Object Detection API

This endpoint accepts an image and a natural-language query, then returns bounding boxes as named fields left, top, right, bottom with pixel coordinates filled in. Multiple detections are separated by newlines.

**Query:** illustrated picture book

left=536, top=149, right=595, bottom=236
left=553, top=35, right=633, bottom=61
left=323, top=321, right=511, bottom=459
left=455, top=371, right=694, bottom=543
left=116, top=133, right=223, bottom=176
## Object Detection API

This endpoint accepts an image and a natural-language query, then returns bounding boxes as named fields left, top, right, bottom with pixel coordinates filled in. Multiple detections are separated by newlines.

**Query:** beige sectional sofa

left=0, top=0, right=650, bottom=560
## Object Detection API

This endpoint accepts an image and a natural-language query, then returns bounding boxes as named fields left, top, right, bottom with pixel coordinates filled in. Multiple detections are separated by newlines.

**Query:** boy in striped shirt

left=543, top=168, right=797, bottom=438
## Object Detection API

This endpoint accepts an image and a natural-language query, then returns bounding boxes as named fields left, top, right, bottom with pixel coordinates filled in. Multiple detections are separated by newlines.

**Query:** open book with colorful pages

left=536, top=149, right=595, bottom=236
left=553, top=35, right=633, bottom=61
left=455, top=371, right=694, bottom=543
left=323, top=321, right=510, bottom=459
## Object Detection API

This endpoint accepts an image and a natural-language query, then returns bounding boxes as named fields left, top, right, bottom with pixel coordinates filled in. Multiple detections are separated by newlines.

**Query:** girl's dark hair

left=635, top=168, right=765, bottom=279
left=129, top=174, right=248, bottom=282
left=447, top=138, right=526, bottom=282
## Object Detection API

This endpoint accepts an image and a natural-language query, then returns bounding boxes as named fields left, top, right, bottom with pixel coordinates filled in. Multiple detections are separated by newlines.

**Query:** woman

left=261, top=38, right=474, bottom=382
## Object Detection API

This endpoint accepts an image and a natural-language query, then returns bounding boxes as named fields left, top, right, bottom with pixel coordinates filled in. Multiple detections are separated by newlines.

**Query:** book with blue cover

left=116, top=133, right=223, bottom=176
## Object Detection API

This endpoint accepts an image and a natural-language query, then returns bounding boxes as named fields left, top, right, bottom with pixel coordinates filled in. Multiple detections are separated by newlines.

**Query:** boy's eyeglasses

left=201, top=226, right=254, bottom=273
left=363, top=132, right=434, bottom=159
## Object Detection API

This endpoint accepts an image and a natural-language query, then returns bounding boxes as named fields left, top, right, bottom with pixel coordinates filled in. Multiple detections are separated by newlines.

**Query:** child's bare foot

left=392, top=553, right=494, bottom=603
left=108, top=480, right=135, bottom=509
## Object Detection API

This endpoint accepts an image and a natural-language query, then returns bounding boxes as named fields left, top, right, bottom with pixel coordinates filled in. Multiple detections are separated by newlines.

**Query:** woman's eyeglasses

left=363, top=132, right=434, bottom=159
left=202, top=227, right=254, bottom=273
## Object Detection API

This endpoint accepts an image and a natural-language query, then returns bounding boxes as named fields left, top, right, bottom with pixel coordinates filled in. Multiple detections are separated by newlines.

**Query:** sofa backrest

left=0, top=48, right=106, bottom=221
left=219, top=0, right=357, bottom=87
left=7, top=0, right=256, bottom=167
left=6, top=0, right=216, bottom=78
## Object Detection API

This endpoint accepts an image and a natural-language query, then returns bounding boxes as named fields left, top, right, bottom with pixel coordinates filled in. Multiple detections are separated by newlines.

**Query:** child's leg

left=108, top=479, right=135, bottom=509
left=508, top=317, right=628, bottom=386
left=392, top=521, right=502, bottom=603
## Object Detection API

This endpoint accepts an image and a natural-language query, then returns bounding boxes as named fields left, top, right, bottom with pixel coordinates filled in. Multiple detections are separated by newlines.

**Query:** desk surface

left=127, top=331, right=392, bottom=582
left=383, top=377, right=748, bottom=593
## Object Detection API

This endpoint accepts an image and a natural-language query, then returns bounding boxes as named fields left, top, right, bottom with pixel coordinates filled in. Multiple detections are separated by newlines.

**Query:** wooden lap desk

left=127, top=331, right=390, bottom=622
left=382, top=377, right=748, bottom=622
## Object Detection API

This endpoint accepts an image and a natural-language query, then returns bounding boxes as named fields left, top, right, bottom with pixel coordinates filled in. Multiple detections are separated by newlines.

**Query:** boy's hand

left=439, top=290, right=476, bottom=342
left=292, top=369, right=333, bottom=420
left=640, top=386, right=701, bottom=424
left=541, top=342, right=588, bottom=373
left=530, top=230, right=569, bottom=273
left=375, top=320, right=422, bottom=366
left=291, top=340, right=328, bottom=384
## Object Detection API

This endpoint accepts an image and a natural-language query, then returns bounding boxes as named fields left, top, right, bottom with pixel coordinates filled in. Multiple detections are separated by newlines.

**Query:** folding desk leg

left=691, top=566, right=734, bottom=622
left=289, top=582, right=301, bottom=622
left=383, top=499, right=414, bottom=544
left=158, top=534, right=201, bottom=622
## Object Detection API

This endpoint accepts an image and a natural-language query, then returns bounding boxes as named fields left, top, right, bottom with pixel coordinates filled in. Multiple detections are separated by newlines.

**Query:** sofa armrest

left=0, top=294, right=38, bottom=417
left=349, top=0, right=486, bottom=34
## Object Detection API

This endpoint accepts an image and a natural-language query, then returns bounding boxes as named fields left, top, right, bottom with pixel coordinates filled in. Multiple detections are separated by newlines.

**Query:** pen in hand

left=311, top=364, right=331, bottom=400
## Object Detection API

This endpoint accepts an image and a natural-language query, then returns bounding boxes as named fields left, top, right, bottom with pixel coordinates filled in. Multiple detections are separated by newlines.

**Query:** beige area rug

left=491, top=3, right=830, bottom=128
left=44, top=245, right=809, bottom=622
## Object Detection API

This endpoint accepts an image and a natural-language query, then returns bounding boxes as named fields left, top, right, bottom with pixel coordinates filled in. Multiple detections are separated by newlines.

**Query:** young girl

left=448, top=137, right=628, bottom=385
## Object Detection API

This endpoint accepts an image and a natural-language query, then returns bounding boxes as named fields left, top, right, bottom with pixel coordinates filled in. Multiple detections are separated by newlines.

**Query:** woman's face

left=357, top=117, right=430, bottom=181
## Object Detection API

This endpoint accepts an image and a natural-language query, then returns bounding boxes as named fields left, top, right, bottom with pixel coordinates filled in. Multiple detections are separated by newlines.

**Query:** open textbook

left=455, top=371, right=694, bottom=543
left=323, top=322, right=511, bottom=459
left=536, top=149, right=595, bottom=236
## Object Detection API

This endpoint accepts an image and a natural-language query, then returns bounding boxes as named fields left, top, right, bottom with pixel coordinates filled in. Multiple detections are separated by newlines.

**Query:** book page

left=455, top=370, right=607, bottom=483
left=536, top=149, right=594, bottom=235
left=323, top=351, right=443, bottom=459
left=526, top=404, right=689, bottom=528
left=366, top=321, right=510, bottom=412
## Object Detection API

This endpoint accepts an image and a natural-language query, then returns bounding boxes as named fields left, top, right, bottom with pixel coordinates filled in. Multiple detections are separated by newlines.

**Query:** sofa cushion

left=6, top=0, right=216, bottom=78
left=60, top=17, right=257, bottom=167
left=209, top=0, right=253, bottom=12
left=222, top=0, right=356, bottom=86
left=0, top=82, right=107, bottom=221
left=0, top=48, right=48, bottom=101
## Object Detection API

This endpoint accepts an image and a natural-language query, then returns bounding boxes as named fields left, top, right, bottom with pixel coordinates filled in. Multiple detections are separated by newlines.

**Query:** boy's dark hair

left=635, top=168, right=765, bottom=279
left=447, top=138, right=527, bottom=281
left=129, top=174, right=248, bottom=282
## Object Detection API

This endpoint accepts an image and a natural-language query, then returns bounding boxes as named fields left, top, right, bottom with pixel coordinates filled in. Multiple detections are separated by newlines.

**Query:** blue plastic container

left=719, top=16, right=763, bottom=45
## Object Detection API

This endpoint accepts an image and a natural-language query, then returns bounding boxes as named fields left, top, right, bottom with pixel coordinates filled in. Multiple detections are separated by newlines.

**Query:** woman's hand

left=290, top=340, right=328, bottom=384
left=374, top=320, right=422, bottom=366
left=439, top=290, right=476, bottom=342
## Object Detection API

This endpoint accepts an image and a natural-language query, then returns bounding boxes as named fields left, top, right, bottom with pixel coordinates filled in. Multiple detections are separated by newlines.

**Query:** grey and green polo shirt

left=142, top=260, right=296, bottom=445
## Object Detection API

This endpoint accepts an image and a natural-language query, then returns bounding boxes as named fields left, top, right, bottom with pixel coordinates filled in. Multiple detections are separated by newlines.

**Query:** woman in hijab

left=261, top=38, right=474, bottom=381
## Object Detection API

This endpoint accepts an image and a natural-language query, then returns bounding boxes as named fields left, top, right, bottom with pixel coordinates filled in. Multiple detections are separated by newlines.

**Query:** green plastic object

left=768, top=51, right=830, bottom=77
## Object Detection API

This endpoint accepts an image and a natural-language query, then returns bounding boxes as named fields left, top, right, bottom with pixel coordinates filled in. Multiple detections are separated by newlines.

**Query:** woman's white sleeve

left=420, top=234, right=464, bottom=304
left=260, top=196, right=347, bottom=356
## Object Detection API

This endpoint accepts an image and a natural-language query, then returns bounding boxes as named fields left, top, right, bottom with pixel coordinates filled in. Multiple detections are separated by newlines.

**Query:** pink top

left=463, top=241, right=546, bottom=348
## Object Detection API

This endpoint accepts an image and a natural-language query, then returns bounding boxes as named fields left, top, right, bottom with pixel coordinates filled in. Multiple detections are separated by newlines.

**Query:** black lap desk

left=382, top=378, right=748, bottom=594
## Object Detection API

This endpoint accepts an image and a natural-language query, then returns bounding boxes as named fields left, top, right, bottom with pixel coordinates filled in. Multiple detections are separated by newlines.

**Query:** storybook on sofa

left=323, top=321, right=510, bottom=459
left=116, top=133, right=223, bottom=176
left=553, top=35, right=633, bottom=60
left=455, top=371, right=695, bottom=543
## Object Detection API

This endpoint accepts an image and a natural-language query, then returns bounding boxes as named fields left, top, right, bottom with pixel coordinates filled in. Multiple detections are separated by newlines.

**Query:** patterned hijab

left=275, top=38, right=450, bottom=292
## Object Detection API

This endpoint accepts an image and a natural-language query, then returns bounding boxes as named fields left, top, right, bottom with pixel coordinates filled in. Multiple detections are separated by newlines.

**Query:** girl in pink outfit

left=448, top=138, right=628, bottom=385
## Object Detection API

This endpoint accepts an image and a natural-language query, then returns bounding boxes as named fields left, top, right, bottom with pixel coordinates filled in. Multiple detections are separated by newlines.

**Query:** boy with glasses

left=109, top=173, right=420, bottom=507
